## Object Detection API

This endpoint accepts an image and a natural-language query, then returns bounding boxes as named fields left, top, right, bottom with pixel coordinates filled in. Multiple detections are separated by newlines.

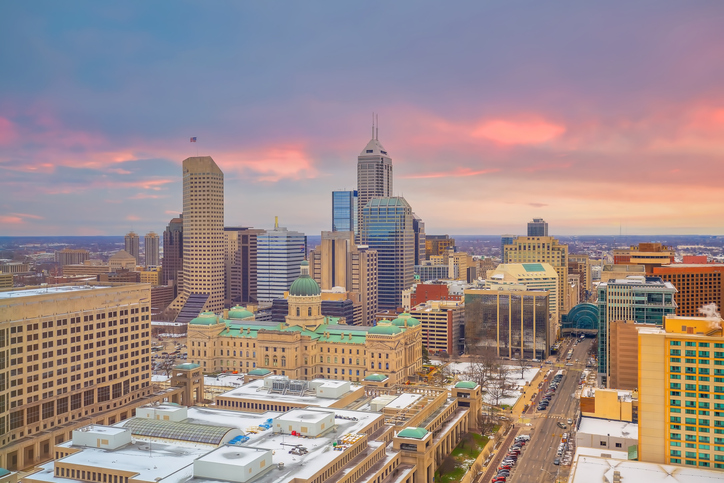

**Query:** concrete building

left=0, top=263, right=28, bottom=274
left=597, top=276, right=677, bottom=387
left=188, top=263, right=423, bottom=384
left=609, top=320, right=658, bottom=390
left=412, top=213, right=425, bottom=266
left=331, top=190, right=357, bottom=233
left=309, top=231, right=378, bottom=326
left=600, top=263, right=646, bottom=283
left=486, top=262, right=559, bottom=333
left=169, top=156, right=226, bottom=322
left=356, top=122, right=392, bottom=241
left=60, top=260, right=110, bottom=277
left=0, top=283, right=176, bottom=471
left=139, top=266, right=161, bottom=286
left=575, top=417, right=638, bottom=454
left=569, top=253, right=592, bottom=302
left=143, top=232, right=159, bottom=267
left=107, top=250, right=136, bottom=271
left=653, top=264, right=724, bottom=317
left=0, top=273, right=13, bottom=289
left=425, top=235, right=455, bottom=258
left=98, top=269, right=141, bottom=283
left=54, top=249, right=89, bottom=271
left=464, top=286, right=550, bottom=359
left=580, top=388, right=638, bottom=423
left=568, top=453, right=724, bottom=483
left=614, top=242, right=675, bottom=274
left=404, top=282, right=462, bottom=311
left=361, top=197, right=414, bottom=310
left=124, top=231, right=140, bottom=264
left=500, top=234, right=516, bottom=258
left=637, top=315, right=724, bottom=469
left=256, top=221, right=305, bottom=303
left=161, top=215, right=183, bottom=291
left=415, top=262, right=456, bottom=282
left=224, top=227, right=264, bottom=306
left=503, top=235, right=569, bottom=319
left=527, top=218, right=548, bottom=236
left=410, top=300, right=465, bottom=356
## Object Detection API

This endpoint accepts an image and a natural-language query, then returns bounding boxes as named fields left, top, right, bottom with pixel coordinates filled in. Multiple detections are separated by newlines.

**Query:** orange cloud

left=0, top=117, right=17, bottom=145
left=11, top=212, right=43, bottom=220
left=402, top=167, right=500, bottom=179
left=218, top=146, right=318, bottom=182
left=0, top=215, right=23, bottom=224
left=471, top=119, right=566, bottom=144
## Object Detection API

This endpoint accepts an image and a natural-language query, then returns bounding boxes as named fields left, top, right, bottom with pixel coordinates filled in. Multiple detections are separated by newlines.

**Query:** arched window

left=308, top=307, right=312, bottom=316
left=296, top=307, right=300, bottom=317
left=273, top=357, right=278, bottom=367
left=281, top=357, right=286, bottom=367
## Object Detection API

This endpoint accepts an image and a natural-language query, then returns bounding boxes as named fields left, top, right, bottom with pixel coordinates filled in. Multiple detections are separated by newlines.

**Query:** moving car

left=553, top=457, right=561, bottom=465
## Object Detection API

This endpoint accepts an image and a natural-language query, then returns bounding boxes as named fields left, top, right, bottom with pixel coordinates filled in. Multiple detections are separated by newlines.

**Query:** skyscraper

left=144, top=231, right=160, bottom=266
left=332, top=190, right=357, bottom=232
left=256, top=219, right=306, bottom=303
left=361, top=197, right=414, bottom=310
left=161, top=215, right=183, bottom=291
left=357, top=120, right=392, bottom=239
left=527, top=218, right=548, bottom=236
left=55, top=248, right=89, bottom=271
left=412, top=213, right=426, bottom=266
left=125, top=231, right=140, bottom=263
left=224, top=227, right=264, bottom=305
left=501, top=234, right=516, bottom=257
left=169, top=156, right=225, bottom=322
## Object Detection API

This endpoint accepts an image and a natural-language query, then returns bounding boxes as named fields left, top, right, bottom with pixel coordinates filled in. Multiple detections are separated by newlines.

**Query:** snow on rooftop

left=569, top=454, right=724, bottom=483
left=0, top=284, right=112, bottom=299
left=385, top=394, right=422, bottom=410
left=578, top=417, right=638, bottom=440
left=218, top=379, right=356, bottom=407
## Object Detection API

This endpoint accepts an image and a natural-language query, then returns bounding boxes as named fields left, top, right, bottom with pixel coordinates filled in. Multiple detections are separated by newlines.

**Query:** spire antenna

left=376, top=114, right=379, bottom=140
left=372, top=112, right=375, bottom=139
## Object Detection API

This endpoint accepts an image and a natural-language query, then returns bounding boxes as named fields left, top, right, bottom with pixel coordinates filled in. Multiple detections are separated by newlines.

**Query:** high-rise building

left=426, top=235, right=456, bottom=258
left=527, top=218, right=548, bottom=236
left=609, top=319, right=658, bottom=390
left=596, top=275, right=677, bottom=387
left=485, top=262, right=559, bottom=341
left=0, top=283, right=169, bottom=471
left=256, top=220, right=305, bottom=303
left=356, top=122, right=392, bottom=240
left=331, top=190, right=357, bottom=233
left=504, top=235, right=569, bottom=319
left=361, top=197, right=414, bottom=310
left=412, top=213, right=426, bottom=266
left=637, top=315, right=724, bottom=468
left=161, top=215, right=183, bottom=290
left=144, top=232, right=159, bottom=267
left=569, top=254, right=592, bottom=302
left=224, top=227, right=264, bottom=306
left=653, top=264, right=724, bottom=317
left=54, top=249, right=89, bottom=271
left=309, top=231, right=378, bottom=326
left=124, top=231, right=140, bottom=263
left=465, top=286, right=550, bottom=359
left=500, top=234, right=517, bottom=258
left=613, top=242, right=675, bottom=274
left=411, top=299, right=465, bottom=356
left=169, top=156, right=225, bottom=322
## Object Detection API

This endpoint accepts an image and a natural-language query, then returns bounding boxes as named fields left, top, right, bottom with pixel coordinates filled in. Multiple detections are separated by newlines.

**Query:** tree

left=515, top=354, right=530, bottom=379
left=485, top=364, right=514, bottom=408
left=422, top=346, right=431, bottom=365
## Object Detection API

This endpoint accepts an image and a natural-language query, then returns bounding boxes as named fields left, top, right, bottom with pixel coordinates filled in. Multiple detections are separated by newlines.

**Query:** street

left=509, top=338, right=595, bottom=483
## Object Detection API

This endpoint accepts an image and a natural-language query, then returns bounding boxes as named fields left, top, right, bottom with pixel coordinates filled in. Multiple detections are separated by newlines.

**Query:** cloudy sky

left=2, top=1, right=724, bottom=236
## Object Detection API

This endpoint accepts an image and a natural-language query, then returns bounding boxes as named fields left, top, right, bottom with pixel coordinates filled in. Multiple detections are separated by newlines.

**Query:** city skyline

left=2, top=2, right=724, bottom=236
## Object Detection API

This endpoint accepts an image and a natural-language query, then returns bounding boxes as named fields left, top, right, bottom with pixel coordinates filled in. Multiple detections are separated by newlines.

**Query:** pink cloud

left=402, top=167, right=500, bottom=179
left=216, top=146, right=318, bottom=182
left=0, top=117, right=17, bottom=145
left=0, top=215, right=24, bottom=224
left=471, top=119, right=566, bottom=144
left=126, top=215, right=140, bottom=221
left=11, top=212, right=43, bottom=220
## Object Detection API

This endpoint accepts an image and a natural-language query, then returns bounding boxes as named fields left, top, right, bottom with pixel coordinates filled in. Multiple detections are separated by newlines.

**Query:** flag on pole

left=190, top=137, right=197, bottom=142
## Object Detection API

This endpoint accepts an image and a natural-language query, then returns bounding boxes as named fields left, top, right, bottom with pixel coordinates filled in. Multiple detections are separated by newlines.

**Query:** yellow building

left=0, top=273, right=12, bottom=289
left=503, top=236, right=569, bottom=317
left=638, top=315, right=724, bottom=469
left=0, top=283, right=183, bottom=472
left=139, top=266, right=161, bottom=285
left=187, top=261, right=423, bottom=385
left=580, top=388, right=637, bottom=422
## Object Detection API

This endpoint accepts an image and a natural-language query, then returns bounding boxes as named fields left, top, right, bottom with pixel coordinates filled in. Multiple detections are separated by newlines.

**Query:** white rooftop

left=569, top=454, right=724, bottom=483
left=578, top=417, right=638, bottom=440
left=0, top=284, right=113, bottom=299
left=386, top=394, right=423, bottom=410
left=219, top=379, right=357, bottom=408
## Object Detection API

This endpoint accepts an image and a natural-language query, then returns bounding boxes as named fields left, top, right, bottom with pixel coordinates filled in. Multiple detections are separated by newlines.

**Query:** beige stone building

left=0, top=283, right=182, bottom=472
left=61, top=260, right=110, bottom=277
left=410, top=300, right=465, bottom=355
left=0, top=274, right=12, bottom=289
left=124, top=232, right=140, bottom=264
left=609, top=320, right=657, bottom=390
left=54, top=250, right=89, bottom=271
left=310, top=231, right=378, bottom=326
left=170, top=156, right=226, bottom=320
left=108, top=250, right=136, bottom=271
left=503, top=235, right=569, bottom=318
left=143, top=232, right=159, bottom=267
left=139, top=267, right=161, bottom=286
left=188, top=262, right=422, bottom=385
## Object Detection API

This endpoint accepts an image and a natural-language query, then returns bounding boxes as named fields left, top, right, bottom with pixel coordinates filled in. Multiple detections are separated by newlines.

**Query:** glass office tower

left=332, top=190, right=357, bottom=233
left=256, top=223, right=306, bottom=302
left=361, top=197, right=414, bottom=310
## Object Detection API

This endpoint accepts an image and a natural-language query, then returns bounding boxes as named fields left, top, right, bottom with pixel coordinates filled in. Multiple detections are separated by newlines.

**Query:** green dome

left=397, top=427, right=429, bottom=439
left=391, top=317, right=420, bottom=327
left=248, top=368, right=271, bottom=376
left=228, top=305, right=254, bottom=319
left=189, top=312, right=219, bottom=325
left=368, top=324, right=402, bottom=335
left=405, top=317, right=420, bottom=326
left=391, top=318, right=406, bottom=327
left=289, top=273, right=321, bottom=296
left=454, top=381, right=478, bottom=389
left=399, top=313, right=412, bottom=317
left=364, top=373, right=388, bottom=382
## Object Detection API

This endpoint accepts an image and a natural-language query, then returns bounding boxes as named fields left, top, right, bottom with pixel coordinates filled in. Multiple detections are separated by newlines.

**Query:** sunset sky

left=2, top=1, right=724, bottom=236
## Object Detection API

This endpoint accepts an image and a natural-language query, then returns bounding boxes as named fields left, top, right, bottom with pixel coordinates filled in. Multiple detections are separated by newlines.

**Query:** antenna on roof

left=372, top=112, right=375, bottom=139
left=376, top=114, right=379, bottom=140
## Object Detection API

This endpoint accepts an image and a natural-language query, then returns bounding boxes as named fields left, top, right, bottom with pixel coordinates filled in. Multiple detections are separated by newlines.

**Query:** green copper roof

left=289, top=273, right=321, bottom=296
left=454, top=381, right=477, bottom=389
left=392, top=316, right=420, bottom=327
left=0, top=469, right=11, bottom=477
left=248, top=368, right=271, bottom=376
left=398, top=427, right=429, bottom=439
left=368, top=324, right=402, bottom=335
left=523, top=263, right=545, bottom=272
left=228, top=305, right=254, bottom=319
left=174, top=363, right=200, bottom=370
left=364, top=373, right=388, bottom=382
left=399, top=313, right=411, bottom=317
left=189, top=312, right=219, bottom=325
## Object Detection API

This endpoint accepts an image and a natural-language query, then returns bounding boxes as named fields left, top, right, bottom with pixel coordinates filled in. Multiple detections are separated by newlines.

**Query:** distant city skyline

left=2, top=2, right=724, bottom=236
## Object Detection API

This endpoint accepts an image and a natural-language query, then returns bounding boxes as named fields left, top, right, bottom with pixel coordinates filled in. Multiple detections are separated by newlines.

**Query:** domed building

left=187, top=261, right=423, bottom=384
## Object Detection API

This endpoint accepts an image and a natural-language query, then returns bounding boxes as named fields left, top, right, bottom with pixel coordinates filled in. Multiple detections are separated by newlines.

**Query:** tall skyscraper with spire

left=169, top=156, right=225, bottom=322
left=356, top=115, right=392, bottom=240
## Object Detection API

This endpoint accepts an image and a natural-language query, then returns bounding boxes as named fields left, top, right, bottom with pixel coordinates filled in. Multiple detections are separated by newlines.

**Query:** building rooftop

left=217, top=379, right=358, bottom=408
left=578, top=417, right=638, bottom=440
left=0, top=284, right=112, bottom=299
left=569, top=454, right=724, bottom=483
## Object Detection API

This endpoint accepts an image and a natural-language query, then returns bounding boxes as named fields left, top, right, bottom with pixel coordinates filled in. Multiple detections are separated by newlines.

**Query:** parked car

left=553, top=457, right=561, bottom=465
left=557, top=422, right=567, bottom=429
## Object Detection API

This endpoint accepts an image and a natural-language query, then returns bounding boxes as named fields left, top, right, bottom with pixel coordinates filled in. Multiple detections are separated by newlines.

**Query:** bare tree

left=486, top=364, right=514, bottom=408
left=515, top=355, right=530, bottom=379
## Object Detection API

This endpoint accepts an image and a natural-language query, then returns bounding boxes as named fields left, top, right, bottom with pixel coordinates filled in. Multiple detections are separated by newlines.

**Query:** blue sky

left=2, top=1, right=724, bottom=236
